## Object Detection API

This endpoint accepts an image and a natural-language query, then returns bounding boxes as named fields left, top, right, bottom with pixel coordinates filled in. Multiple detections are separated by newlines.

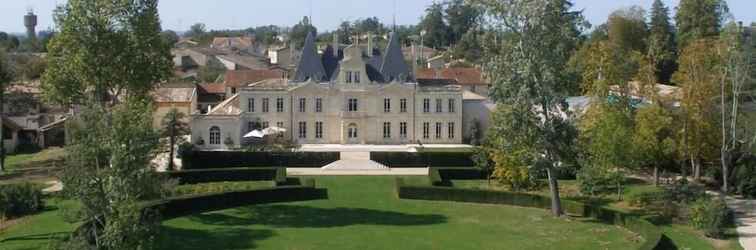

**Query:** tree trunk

left=721, top=152, right=729, bottom=193
left=653, top=166, right=660, bottom=186
left=693, top=158, right=701, bottom=181
left=168, top=126, right=175, bottom=171
left=682, top=121, right=689, bottom=181
left=546, top=167, right=563, bottom=217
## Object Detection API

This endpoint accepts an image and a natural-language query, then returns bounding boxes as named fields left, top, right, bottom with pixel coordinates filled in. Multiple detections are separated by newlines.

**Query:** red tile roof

left=198, top=83, right=226, bottom=94
left=416, top=68, right=488, bottom=86
left=224, top=69, right=285, bottom=87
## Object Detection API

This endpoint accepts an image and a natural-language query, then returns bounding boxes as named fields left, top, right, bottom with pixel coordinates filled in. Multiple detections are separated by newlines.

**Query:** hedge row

left=0, top=183, right=44, bottom=219
left=395, top=180, right=661, bottom=250
left=182, top=151, right=339, bottom=169
left=74, top=184, right=327, bottom=244
left=370, top=152, right=475, bottom=168
left=159, top=168, right=286, bottom=185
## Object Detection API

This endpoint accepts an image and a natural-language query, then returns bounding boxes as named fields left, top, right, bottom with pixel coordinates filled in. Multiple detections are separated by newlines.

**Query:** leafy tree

left=338, top=21, right=353, bottom=44
left=0, top=33, right=21, bottom=51
left=673, top=38, right=723, bottom=181
left=62, top=100, right=167, bottom=249
left=647, top=0, right=677, bottom=85
left=186, top=23, right=207, bottom=38
left=161, top=108, right=190, bottom=171
left=675, top=0, right=729, bottom=48
left=0, top=49, right=14, bottom=173
left=579, top=40, right=640, bottom=101
left=633, top=104, right=676, bottom=186
left=476, top=0, right=585, bottom=216
left=353, top=17, right=386, bottom=35
left=445, top=0, right=481, bottom=45
left=161, top=30, right=179, bottom=47
left=37, top=29, right=56, bottom=53
left=290, top=16, right=317, bottom=48
left=718, top=22, right=754, bottom=192
left=419, top=2, right=450, bottom=48
left=486, top=105, right=540, bottom=191
left=452, top=29, right=482, bottom=63
left=251, top=25, right=281, bottom=45
left=607, top=6, right=648, bottom=52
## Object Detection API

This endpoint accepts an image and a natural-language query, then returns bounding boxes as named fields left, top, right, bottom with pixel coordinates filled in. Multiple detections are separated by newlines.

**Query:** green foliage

left=689, top=198, right=729, bottom=238
left=647, top=0, right=677, bottom=85
left=185, top=23, right=207, bottom=38
left=10, top=53, right=47, bottom=80
left=607, top=6, right=648, bottom=52
left=0, top=183, right=44, bottom=219
left=452, top=30, right=483, bottom=63
left=675, top=0, right=729, bottom=48
left=633, top=104, right=676, bottom=181
left=160, top=30, right=179, bottom=46
left=160, top=168, right=280, bottom=185
left=42, top=0, right=173, bottom=106
left=161, top=108, right=190, bottom=171
left=197, top=64, right=227, bottom=83
left=182, top=151, right=340, bottom=169
left=290, top=16, right=317, bottom=48
left=419, top=2, right=450, bottom=48
left=625, top=185, right=665, bottom=207
left=733, top=157, right=756, bottom=198
left=172, top=181, right=275, bottom=197
left=445, top=0, right=481, bottom=45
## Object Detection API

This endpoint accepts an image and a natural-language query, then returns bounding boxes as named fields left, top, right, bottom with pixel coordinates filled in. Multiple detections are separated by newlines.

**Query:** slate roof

left=293, top=32, right=327, bottom=82
left=380, top=32, right=412, bottom=82
left=224, top=69, right=285, bottom=88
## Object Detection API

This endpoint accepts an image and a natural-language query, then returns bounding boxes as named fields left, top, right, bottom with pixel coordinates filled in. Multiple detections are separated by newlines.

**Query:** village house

left=416, top=67, right=491, bottom=97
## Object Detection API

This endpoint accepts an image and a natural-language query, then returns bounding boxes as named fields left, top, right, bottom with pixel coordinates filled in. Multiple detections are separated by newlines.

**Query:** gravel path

left=726, top=196, right=756, bottom=250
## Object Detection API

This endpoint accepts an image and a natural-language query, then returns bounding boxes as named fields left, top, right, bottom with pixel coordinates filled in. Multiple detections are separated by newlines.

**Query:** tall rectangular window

left=348, top=98, right=359, bottom=112
left=384, top=98, right=391, bottom=113
left=298, top=121, right=307, bottom=139
left=448, top=99, right=456, bottom=113
left=436, top=99, right=443, bottom=113
left=422, top=122, right=430, bottom=139
left=276, top=98, right=284, bottom=112
left=316, top=98, right=323, bottom=113
left=276, top=122, right=285, bottom=138
left=448, top=122, right=455, bottom=139
left=354, top=72, right=361, bottom=83
left=262, top=98, right=269, bottom=113
left=299, top=98, right=306, bottom=112
left=400, top=98, right=407, bottom=113
left=383, top=122, right=391, bottom=138
left=400, top=122, right=407, bottom=138
left=346, top=71, right=353, bottom=83
left=315, top=121, right=323, bottom=139
left=423, top=98, right=430, bottom=113
left=248, top=98, right=255, bottom=112
left=435, top=122, right=442, bottom=139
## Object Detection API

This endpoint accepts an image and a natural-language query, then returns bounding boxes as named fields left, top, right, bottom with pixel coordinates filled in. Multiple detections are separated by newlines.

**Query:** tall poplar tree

left=420, top=3, right=450, bottom=48
left=647, top=0, right=677, bottom=85
left=476, top=0, right=585, bottom=216
left=0, top=49, right=14, bottom=174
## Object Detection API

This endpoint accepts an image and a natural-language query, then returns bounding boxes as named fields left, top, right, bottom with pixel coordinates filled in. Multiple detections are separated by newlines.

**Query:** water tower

left=24, top=8, right=37, bottom=40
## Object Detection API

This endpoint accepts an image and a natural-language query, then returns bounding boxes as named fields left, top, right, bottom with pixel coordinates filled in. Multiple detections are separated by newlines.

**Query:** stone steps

left=321, top=151, right=389, bottom=171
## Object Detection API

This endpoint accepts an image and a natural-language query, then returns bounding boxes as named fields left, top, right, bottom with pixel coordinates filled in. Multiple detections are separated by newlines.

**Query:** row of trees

left=480, top=0, right=754, bottom=217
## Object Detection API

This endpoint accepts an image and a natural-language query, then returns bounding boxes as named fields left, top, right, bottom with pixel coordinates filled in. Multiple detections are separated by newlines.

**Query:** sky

left=1, top=0, right=754, bottom=34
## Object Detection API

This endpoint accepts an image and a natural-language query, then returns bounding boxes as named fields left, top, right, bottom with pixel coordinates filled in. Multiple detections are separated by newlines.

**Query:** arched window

left=209, top=126, right=221, bottom=145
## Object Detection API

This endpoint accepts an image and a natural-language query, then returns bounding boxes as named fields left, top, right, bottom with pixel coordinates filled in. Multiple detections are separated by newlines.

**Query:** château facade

left=191, top=31, right=467, bottom=150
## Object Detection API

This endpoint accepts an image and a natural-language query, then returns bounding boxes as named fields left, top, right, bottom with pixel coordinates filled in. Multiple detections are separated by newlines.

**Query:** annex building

left=191, top=31, right=489, bottom=150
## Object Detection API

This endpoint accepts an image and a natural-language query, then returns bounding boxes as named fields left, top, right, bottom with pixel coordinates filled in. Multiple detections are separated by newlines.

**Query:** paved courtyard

left=298, top=144, right=473, bottom=152
left=726, top=196, right=756, bottom=250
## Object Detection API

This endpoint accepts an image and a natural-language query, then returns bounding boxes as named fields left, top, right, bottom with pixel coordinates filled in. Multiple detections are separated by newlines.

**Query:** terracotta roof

left=198, top=83, right=226, bottom=94
left=212, top=37, right=255, bottom=50
left=207, top=94, right=241, bottom=116
left=416, top=68, right=487, bottom=86
left=153, top=87, right=195, bottom=103
left=224, top=69, right=285, bottom=88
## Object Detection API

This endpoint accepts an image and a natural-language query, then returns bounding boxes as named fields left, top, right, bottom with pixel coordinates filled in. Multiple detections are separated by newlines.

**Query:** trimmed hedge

left=436, top=168, right=487, bottom=180
left=160, top=168, right=286, bottom=185
left=371, top=152, right=474, bottom=168
left=182, top=151, right=339, bottom=169
left=395, top=180, right=662, bottom=250
left=74, top=184, right=328, bottom=244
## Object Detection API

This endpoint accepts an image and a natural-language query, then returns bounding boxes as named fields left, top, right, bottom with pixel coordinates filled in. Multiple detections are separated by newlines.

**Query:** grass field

left=156, top=176, right=643, bottom=250
left=451, top=179, right=744, bottom=250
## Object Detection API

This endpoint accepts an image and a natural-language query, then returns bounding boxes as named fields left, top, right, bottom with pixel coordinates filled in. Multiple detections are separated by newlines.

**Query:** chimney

left=367, top=32, right=373, bottom=56
left=333, top=32, right=339, bottom=57
left=289, top=41, right=296, bottom=63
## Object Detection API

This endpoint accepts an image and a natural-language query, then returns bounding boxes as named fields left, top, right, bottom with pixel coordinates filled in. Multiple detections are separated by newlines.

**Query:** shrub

left=626, top=186, right=665, bottom=208
left=0, top=183, right=44, bottom=219
left=689, top=198, right=730, bottom=238
left=437, top=168, right=487, bottom=180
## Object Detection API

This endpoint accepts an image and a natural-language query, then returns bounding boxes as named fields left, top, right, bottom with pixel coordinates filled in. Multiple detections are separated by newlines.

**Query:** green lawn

left=0, top=198, right=79, bottom=250
left=2, top=148, right=66, bottom=174
left=156, top=176, right=644, bottom=250
left=452, top=179, right=744, bottom=250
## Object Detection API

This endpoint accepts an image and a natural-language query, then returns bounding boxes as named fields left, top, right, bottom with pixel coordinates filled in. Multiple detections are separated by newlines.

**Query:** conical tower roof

left=380, top=32, right=411, bottom=82
left=293, top=31, right=327, bottom=82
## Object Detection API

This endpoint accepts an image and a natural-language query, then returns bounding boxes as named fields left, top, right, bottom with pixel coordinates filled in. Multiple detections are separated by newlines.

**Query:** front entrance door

left=346, top=123, right=359, bottom=144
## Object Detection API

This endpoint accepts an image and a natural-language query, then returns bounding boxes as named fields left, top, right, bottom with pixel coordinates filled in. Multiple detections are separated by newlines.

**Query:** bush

left=626, top=186, right=665, bottom=208
left=437, top=168, right=487, bottom=180
left=689, top=198, right=730, bottom=238
left=370, top=152, right=474, bottom=168
left=182, top=151, right=339, bottom=169
left=160, top=168, right=281, bottom=185
left=0, top=183, right=44, bottom=219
